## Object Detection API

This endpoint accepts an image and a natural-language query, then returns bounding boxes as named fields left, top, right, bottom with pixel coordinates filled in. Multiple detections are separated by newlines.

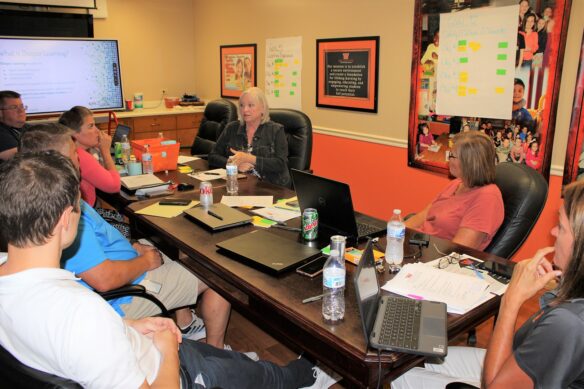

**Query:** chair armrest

left=99, top=285, right=170, bottom=317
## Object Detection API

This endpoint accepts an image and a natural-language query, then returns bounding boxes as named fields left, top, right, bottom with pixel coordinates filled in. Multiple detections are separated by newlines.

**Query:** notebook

left=354, top=240, right=448, bottom=357
left=184, top=203, right=252, bottom=231
left=290, top=169, right=386, bottom=243
left=216, top=229, right=321, bottom=275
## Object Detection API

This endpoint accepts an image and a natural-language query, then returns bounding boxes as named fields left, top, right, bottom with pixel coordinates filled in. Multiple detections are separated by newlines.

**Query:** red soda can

left=302, top=208, right=318, bottom=240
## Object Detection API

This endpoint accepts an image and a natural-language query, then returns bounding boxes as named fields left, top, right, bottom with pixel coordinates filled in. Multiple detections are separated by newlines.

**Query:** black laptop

left=216, top=229, right=321, bottom=275
left=354, top=240, right=448, bottom=357
left=290, top=169, right=386, bottom=244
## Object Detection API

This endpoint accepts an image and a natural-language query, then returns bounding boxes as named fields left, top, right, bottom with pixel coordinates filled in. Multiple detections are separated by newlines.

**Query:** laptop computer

left=216, top=229, right=321, bottom=275
left=290, top=169, right=386, bottom=244
left=354, top=240, right=448, bottom=357
left=110, top=124, right=132, bottom=154
left=184, top=203, right=252, bottom=231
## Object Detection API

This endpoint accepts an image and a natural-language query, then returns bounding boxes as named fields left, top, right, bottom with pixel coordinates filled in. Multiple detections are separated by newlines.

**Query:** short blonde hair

left=453, top=131, right=496, bottom=187
left=239, top=87, right=270, bottom=125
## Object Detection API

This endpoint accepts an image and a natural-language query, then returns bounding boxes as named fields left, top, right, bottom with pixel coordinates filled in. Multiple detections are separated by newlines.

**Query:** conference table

left=110, top=160, right=506, bottom=388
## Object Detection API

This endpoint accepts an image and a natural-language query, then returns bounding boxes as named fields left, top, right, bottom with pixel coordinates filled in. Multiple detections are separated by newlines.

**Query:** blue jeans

left=179, top=340, right=313, bottom=389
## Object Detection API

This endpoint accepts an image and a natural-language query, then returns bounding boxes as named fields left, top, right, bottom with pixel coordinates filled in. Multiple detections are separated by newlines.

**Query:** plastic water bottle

left=322, top=235, right=346, bottom=323
left=226, top=159, right=238, bottom=195
left=386, top=209, right=405, bottom=272
left=121, top=134, right=131, bottom=165
left=142, top=145, right=153, bottom=174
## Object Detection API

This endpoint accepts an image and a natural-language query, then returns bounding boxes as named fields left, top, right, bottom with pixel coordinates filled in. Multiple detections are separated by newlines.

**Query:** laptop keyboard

left=378, top=298, right=422, bottom=350
left=357, top=222, right=384, bottom=237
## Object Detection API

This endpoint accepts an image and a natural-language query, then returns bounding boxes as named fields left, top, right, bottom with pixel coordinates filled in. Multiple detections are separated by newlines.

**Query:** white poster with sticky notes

left=265, top=36, right=302, bottom=110
left=436, top=5, right=518, bottom=119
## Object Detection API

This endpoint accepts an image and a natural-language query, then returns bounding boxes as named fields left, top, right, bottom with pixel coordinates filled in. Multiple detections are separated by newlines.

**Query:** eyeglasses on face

left=0, top=105, right=27, bottom=112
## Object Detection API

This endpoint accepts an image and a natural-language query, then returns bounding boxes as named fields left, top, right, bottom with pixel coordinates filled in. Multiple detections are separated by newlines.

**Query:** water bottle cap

left=393, top=209, right=402, bottom=215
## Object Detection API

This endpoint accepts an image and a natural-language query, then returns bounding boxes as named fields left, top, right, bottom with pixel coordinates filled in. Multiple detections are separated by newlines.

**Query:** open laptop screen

left=354, top=240, right=381, bottom=346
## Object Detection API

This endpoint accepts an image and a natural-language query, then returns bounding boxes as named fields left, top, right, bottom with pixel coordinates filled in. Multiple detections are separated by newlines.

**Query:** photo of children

left=411, top=0, right=567, bottom=177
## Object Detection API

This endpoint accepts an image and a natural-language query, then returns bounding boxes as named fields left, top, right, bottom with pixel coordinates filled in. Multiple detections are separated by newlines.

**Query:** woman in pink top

left=406, top=132, right=504, bottom=250
left=520, top=13, right=538, bottom=66
left=59, top=106, right=120, bottom=206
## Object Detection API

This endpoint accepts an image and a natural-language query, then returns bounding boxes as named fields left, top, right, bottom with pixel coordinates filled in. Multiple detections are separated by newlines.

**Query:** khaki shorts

left=120, top=258, right=200, bottom=319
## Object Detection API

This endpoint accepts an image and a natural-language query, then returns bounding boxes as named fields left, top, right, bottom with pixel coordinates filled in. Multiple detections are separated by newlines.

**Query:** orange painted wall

left=311, top=133, right=562, bottom=262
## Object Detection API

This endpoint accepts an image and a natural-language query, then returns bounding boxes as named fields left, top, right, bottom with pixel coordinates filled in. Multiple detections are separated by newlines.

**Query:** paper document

left=381, top=262, right=492, bottom=314
left=189, top=168, right=226, bottom=181
left=252, top=206, right=301, bottom=222
left=426, top=253, right=508, bottom=296
left=221, top=196, right=274, bottom=208
left=177, top=155, right=200, bottom=164
left=121, top=174, right=166, bottom=190
left=135, top=200, right=199, bottom=218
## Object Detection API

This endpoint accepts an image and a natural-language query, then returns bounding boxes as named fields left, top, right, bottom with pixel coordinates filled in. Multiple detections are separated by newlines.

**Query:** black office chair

left=485, top=162, right=548, bottom=259
left=190, top=98, right=238, bottom=158
left=467, top=162, right=548, bottom=346
left=269, top=109, right=313, bottom=172
left=0, top=287, right=170, bottom=388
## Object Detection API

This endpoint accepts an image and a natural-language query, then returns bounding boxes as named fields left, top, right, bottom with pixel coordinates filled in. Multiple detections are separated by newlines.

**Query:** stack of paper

left=381, top=262, right=493, bottom=314
left=221, top=196, right=273, bottom=208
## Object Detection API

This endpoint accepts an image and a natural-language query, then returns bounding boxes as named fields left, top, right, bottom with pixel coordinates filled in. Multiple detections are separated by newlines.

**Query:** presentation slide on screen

left=0, top=39, right=123, bottom=114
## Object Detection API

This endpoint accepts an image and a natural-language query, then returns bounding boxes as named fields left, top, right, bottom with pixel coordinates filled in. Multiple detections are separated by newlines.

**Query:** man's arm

left=0, top=147, right=17, bottom=161
left=129, top=318, right=181, bottom=389
left=78, top=245, right=162, bottom=292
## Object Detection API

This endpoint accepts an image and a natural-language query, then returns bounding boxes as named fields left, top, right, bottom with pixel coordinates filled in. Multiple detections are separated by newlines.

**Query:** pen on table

left=204, top=172, right=221, bottom=176
left=468, top=264, right=485, bottom=280
left=207, top=210, right=224, bottom=220
left=302, top=294, right=324, bottom=304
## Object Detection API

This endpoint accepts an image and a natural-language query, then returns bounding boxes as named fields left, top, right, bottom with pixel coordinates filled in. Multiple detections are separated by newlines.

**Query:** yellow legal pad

left=136, top=201, right=199, bottom=218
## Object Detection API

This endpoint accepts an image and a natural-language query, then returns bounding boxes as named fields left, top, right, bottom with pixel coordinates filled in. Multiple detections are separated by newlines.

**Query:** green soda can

left=114, top=142, right=123, bottom=165
left=302, top=208, right=318, bottom=241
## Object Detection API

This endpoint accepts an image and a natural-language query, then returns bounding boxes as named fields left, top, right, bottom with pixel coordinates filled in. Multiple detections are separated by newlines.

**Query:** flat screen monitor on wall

left=0, top=37, right=124, bottom=115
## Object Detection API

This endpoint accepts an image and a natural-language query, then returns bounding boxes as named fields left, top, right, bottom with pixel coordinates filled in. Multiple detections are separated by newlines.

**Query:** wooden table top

left=122, top=172, right=506, bottom=388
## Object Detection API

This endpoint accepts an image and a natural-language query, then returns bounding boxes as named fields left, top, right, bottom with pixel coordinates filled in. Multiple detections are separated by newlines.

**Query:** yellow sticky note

left=469, top=41, right=481, bottom=51
left=458, top=86, right=467, bottom=96
left=294, top=59, right=299, bottom=65
left=252, top=216, right=277, bottom=228
left=457, top=46, right=467, bottom=52
left=468, top=88, right=478, bottom=95
left=136, top=201, right=199, bottom=218
left=495, top=87, right=505, bottom=94
left=459, top=72, right=468, bottom=83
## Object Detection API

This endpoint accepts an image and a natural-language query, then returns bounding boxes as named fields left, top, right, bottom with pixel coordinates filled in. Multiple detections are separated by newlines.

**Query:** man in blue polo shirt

left=19, top=123, right=232, bottom=350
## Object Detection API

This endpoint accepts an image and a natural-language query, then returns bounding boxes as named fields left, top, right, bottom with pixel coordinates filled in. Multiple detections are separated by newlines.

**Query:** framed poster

left=220, top=44, right=257, bottom=98
left=407, top=0, right=571, bottom=181
left=316, top=36, right=379, bottom=113
left=563, top=32, right=584, bottom=184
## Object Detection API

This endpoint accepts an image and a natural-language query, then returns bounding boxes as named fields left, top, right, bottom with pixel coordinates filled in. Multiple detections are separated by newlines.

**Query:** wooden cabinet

left=96, top=112, right=202, bottom=149
left=176, top=113, right=202, bottom=148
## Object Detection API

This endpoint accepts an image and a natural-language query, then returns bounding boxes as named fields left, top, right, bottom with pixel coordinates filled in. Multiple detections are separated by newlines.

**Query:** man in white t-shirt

left=0, top=152, right=320, bottom=388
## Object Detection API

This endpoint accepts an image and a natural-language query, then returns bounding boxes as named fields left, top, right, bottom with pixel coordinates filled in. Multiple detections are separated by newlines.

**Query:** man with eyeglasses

left=0, top=90, right=29, bottom=161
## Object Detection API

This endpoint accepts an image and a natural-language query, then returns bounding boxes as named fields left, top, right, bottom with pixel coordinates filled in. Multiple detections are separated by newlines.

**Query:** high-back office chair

left=269, top=109, right=313, bottom=172
left=467, top=162, right=548, bottom=346
left=190, top=98, right=238, bottom=158
left=485, top=162, right=548, bottom=259
left=0, top=287, right=170, bottom=388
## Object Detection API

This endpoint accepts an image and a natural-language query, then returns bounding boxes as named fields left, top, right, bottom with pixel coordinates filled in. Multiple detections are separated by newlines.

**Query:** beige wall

left=93, top=0, right=583, bottom=172
left=93, top=0, right=197, bottom=102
